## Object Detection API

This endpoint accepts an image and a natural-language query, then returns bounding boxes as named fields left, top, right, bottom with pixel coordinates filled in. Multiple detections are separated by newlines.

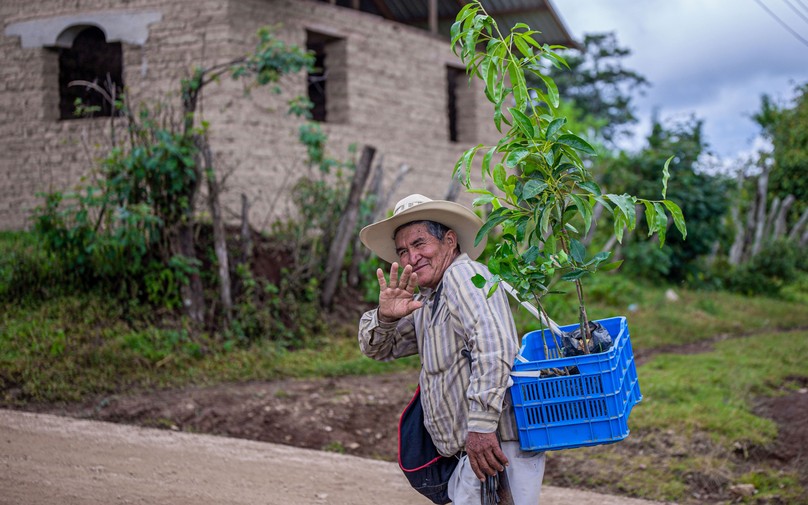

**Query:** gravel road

left=0, top=409, right=671, bottom=505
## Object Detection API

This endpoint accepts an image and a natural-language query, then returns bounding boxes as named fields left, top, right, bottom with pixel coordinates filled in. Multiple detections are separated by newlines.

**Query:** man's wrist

left=376, top=308, right=399, bottom=326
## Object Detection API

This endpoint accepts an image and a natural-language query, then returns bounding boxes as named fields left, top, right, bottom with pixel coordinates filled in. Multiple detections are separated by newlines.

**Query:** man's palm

left=377, top=263, right=423, bottom=322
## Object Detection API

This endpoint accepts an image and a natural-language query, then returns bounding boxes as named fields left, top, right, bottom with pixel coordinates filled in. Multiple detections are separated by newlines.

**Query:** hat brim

left=359, top=201, right=487, bottom=264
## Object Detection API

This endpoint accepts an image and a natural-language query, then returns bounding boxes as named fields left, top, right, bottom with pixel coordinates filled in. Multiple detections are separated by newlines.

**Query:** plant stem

left=574, top=278, right=592, bottom=354
left=559, top=228, right=592, bottom=353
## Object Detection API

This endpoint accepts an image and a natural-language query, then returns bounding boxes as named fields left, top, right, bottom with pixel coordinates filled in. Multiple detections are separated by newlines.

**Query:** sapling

left=451, top=2, right=686, bottom=353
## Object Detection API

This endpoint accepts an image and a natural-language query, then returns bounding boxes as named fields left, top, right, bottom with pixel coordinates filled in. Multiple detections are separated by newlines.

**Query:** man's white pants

left=447, top=441, right=545, bottom=504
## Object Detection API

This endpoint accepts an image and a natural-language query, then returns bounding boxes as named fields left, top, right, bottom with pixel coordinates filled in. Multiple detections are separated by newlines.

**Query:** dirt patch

left=47, top=371, right=420, bottom=461
left=34, top=369, right=808, bottom=504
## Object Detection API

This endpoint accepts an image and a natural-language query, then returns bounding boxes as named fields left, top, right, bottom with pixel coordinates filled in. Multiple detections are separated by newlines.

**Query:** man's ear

left=445, top=229, right=458, bottom=248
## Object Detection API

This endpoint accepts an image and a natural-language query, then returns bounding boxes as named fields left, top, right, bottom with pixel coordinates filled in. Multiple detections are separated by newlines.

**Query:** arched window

left=58, top=26, right=124, bottom=120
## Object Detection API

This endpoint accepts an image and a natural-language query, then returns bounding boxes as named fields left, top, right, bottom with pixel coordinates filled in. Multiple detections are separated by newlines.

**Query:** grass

left=544, top=330, right=808, bottom=503
left=0, top=292, right=420, bottom=404
left=634, top=330, right=808, bottom=446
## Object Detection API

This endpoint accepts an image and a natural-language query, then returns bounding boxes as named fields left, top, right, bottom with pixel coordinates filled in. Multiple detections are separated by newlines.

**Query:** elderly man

left=358, top=194, right=545, bottom=504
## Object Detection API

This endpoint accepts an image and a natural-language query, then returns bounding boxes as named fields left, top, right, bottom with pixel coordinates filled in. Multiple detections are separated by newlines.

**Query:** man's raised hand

left=377, top=263, right=423, bottom=322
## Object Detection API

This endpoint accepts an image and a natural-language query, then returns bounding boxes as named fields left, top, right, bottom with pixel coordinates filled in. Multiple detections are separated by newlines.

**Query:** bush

left=723, top=239, right=806, bottom=296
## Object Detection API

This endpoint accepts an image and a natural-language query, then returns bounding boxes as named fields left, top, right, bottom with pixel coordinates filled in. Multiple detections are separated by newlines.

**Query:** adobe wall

left=0, top=0, right=499, bottom=231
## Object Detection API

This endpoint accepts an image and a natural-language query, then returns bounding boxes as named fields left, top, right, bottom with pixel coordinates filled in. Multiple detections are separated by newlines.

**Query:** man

left=357, top=194, right=545, bottom=504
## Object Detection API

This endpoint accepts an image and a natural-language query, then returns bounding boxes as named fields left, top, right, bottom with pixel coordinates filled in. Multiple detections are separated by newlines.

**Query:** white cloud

left=554, top=0, right=808, bottom=158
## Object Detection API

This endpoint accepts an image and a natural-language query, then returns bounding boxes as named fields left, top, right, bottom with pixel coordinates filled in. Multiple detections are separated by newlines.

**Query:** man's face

left=393, top=223, right=458, bottom=290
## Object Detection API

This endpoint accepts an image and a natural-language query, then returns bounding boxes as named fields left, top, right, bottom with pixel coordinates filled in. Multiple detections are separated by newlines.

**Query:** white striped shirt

left=358, top=254, right=520, bottom=456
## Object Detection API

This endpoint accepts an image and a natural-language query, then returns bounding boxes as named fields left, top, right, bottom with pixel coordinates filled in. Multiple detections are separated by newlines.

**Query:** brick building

left=1, top=0, right=574, bottom=230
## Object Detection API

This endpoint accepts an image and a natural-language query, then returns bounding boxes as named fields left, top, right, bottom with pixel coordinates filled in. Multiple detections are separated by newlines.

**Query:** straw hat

left=359, top=194, right=486, bottom=264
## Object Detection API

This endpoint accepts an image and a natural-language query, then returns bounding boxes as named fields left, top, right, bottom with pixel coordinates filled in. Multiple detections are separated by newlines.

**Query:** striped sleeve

left=358, top=308, right=419, bottom=361
left=443, top=260, right=519, bottom=433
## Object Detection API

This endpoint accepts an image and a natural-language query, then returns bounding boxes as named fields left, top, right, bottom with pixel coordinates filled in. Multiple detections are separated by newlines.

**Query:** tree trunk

left=320, top=145, right=376, bottom=309
left=444, top=175, right=463, bottom=202
left=241, top=193, right=253, bottom=266
left=773, top=194, right=795, bottom=239
left=788, top=208, right=808, bottom=243
left=348, top=156, right=384, bottom=288
left=762, top=196, right=780, bottom=244
left=751, top=170, right=769, bottom=256
left=728, top=173, right=746, bottom=265
left=200, top=139, right=232, bottom=322
left=176, top=224, right=206, bottom=325
left=373, top=163, right=411, bottom=223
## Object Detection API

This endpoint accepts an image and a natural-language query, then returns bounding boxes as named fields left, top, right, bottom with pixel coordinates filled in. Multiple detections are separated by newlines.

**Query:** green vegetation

left=545, top=329, right=808, bottom=503
left=635, top=330, right=808, bottom=446
left=2, top=224, right=805, bottom=407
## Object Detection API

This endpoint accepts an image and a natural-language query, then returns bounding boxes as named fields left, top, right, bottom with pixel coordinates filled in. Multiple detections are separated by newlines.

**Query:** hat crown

left=393, top=194, right=432, bottom=216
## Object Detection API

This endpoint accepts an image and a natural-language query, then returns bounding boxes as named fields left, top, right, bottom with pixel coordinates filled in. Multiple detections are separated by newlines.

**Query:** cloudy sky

left=554, top=0, right=808, bottom=163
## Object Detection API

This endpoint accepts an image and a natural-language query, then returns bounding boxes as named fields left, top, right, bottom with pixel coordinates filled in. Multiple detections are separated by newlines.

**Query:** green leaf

left=536, top=73, right=560, bottom=108
left=578, top=180, right=602, bottom=196
left=522, top=180, right=548, bottom=199
left=507, top=60, right=526, bottom=110
left=587, top=251, right=611, bottom=267
left=613, top=211, right=626, bottom=243
left=606, top=194, right=636, bottom=229
left=509, top=108, right=534, bottom=138
left=471, top=273, right=487, bottom=289
left=570, top=239, right=586, bottom=264
left=599, top=260, right=623, bottom=272
left=546, top=117, right=565, bottom=140
left=493, top=162, right=506, bottom=190
left=653, top=202, right=668, bottom=246
left=662, top=155, right=674, bottom=200
left=663, top=199, right=687, bottom=239
left=642, top=201, right=657, bottom=237
left=556, top=134, right=596, bottom=155
left=504, top=149, right=530, bottom=168
left=544, top=233, right=556, bottom=254
left=521, top=245, right=541, bottom=264
left=513, top=35, right=533, bottom=59
left=561, top=269, right=587, bottom=281
left=482, top=146, right=496, bottom=176
left=476, top=207, right=511, bottom=245
left=570, top=194, right=593, bottom=235
left=472, top=195, right=496, bottom=207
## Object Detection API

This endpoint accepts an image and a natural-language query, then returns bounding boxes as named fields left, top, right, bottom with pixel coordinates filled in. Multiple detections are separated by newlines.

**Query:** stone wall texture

left=1, top=0, right=501, bottom=230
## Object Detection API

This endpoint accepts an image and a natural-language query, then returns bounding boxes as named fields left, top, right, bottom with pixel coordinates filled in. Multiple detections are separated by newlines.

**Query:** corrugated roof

left=318, top=0, right=578, bottom=49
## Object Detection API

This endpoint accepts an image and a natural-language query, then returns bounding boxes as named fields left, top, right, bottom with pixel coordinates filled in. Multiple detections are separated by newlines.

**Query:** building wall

left=0, top=0, right=499, bottom=230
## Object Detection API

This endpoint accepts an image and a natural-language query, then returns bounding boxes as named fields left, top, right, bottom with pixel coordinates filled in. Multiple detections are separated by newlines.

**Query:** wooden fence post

left=320, top=145, right=376, bottom=309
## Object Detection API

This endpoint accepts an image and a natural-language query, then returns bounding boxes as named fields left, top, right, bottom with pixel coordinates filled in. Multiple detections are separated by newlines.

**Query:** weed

left=323, top=441, right=345, bottom=454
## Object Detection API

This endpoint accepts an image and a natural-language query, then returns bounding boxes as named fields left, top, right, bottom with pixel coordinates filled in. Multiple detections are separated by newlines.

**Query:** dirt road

left=0, top=409, right=670, bottom=505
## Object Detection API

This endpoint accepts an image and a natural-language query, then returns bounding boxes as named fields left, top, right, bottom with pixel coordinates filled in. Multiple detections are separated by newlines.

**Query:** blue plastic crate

left=509, top=316, right=642, bottom=452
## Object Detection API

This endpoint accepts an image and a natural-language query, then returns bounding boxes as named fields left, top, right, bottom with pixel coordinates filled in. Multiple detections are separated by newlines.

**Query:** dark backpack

left=398, top=386, right=459, bottom=504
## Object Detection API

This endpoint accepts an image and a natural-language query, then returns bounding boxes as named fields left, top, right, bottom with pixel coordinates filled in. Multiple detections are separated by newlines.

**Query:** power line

left=793, top=0, right=808, bottom=14
left=753, top=0, right=808, bottom=47
left=780, top=0, right=808, bottom=24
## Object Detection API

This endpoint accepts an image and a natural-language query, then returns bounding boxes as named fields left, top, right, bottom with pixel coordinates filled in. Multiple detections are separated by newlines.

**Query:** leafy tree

left=600, top=117, right=733, bottom=283
left=754, top=83, right=808, bottom=219
left=543, top=32, right=649, bottom=145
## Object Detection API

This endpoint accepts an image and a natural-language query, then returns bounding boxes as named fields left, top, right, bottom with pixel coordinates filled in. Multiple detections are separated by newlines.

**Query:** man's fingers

left=376, top=268, right=387, bottom=289
left=468, top=453, right=487, bottom=481
left=399, top=265, right=416, bottom=290
left=407, top=271, right=418, bottom=291
left=483, top=446, right=507, bottom=473
left=389, top=262, right=399, bottom=287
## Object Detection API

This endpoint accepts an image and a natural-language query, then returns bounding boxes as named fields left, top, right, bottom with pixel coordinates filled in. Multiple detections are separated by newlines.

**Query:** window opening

left=307, top=38, right=328, bottom=122
left=58, top=26, right=124, bottom=120
left=306, top=30, right=348, bottom=124
left=447, top=66, right=461, bottom=142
